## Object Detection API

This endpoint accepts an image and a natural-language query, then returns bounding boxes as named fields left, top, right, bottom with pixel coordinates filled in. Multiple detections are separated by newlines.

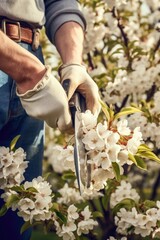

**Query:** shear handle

left=62, top=78, right=86, bottom=126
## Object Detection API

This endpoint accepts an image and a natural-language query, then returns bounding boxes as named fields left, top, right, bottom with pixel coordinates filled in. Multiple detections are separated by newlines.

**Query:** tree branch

left=150, top=170, right=160, bottom=200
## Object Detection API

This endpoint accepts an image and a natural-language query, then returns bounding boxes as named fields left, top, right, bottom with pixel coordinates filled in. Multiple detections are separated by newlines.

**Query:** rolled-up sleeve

left=44, top=0, right=86, bottom=44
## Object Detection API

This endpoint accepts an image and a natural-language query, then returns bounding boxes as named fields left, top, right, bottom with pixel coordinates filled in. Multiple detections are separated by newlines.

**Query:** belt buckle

left=1, top=18, right=21, bottom=42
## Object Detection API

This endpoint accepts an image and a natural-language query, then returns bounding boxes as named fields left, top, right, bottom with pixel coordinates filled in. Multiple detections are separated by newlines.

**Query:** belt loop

left=32, top=29, right=40, bottom=51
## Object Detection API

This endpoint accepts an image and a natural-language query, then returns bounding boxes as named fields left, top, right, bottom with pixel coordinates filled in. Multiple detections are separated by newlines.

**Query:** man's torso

left=0, top=0, right=45, bottom=27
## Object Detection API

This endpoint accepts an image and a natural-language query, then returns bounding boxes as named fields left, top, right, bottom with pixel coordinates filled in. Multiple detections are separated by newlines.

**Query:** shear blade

left=74, top=111, right=83, bottom=194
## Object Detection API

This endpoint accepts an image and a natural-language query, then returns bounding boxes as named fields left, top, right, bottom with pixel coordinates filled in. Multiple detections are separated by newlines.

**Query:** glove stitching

left=16, top=66, right=51, bottom=99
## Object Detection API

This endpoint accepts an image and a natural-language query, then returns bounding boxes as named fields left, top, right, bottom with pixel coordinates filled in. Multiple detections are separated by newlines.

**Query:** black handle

left=62, top=79, right=86, bottom=127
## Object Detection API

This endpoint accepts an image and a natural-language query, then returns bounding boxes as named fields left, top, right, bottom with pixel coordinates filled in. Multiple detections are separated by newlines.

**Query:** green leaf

left=128, top=40, right=139, bottom=49
left=26, top=187, right=38, bottom=193
left=114, top=107, right=142, bottom=120
left=102, top=179, right=119, bottom=210
left=112, top=198, right=136, bottom=215
left=55, top=211, right=67, bottom=224
left=138, top=144, right=151, bottom=152
left=128, top=154, right=147, bottom=170
left=20, top=221, right=41, bottom=234
left=100, top=100, right=114, bottom=123
left=62, top=172, right=76, bottom=181
left=20, top=221, right=32, bottom=234
left=110, top=47, right=124, bottom=57
left=10, top=185, right=24, bottom=193
left=92, top=211, right=103, bottom=218
left=43, top=172, right=52, bottom=181
left=112, top=162, right=121, bottom=181
left=143, top=200, right=157, bottom=210
left=135, top=156, right=147, bottom=170
left=0, top=204, right=8, bottom=216
left=50, top=202, right=59, bottom=212
left=136, top=151, right=160, bottom=164
left=10, top=135, right=21, bottom=151
left=6, top=194, right=20, bottom=208
left=102, top=193, right=109, bottom=211
left=128, top=153, right=137, bottom=165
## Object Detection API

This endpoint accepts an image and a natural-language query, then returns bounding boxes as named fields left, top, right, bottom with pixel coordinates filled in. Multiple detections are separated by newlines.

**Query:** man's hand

left=59, top=63, right=101, bottom=116
left=55, top=22, right=101, bottom=116
left=17, top=66, right=72, bottom=131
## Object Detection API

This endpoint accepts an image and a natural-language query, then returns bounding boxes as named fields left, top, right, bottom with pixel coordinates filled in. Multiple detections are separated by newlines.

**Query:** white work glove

left=16, top=66, right=72, bottom=131
left=59, top=63, right=101, bottom=116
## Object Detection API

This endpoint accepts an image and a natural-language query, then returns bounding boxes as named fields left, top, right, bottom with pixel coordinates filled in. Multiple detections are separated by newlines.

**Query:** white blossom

left=81, top=6, right=106, bottom=53
left=48, top=145, right=75, bottom=173
left=110, top=180, right=140, bottom=208
left=67, top=205, right=79, bottom=222
left=58, top=183, right=83, bottom=205
left=82, top=129, right=105, bottom=150
left=0, top=147, right=28, bottom=189
left=8, top=177, right=53, bottom=223
left=57, top=222, right=76, bottom=240
left=77, top=206, right=98, bottom=236
left=117, top=119, right=131, bottom=136
left=107, top=237, right=127, bottom=240
left=77, top=218, right=98, bottom=236
left=127, top=127, right=142, bottom=154
left=18, top=198, right=35, bottom=211
left=153, top=227, right=160, bottom=238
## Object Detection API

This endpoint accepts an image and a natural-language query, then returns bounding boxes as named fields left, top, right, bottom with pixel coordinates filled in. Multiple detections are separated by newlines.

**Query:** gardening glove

left=59, top=63, right=101, bottom=116
left=16, top=66, right=72, bottom=131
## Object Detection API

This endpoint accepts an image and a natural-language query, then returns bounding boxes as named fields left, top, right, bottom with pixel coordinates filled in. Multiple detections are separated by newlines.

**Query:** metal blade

left=62, top=80, right=83, bottom=193
left=72, top=93, right=93, bottom=193
left=62, top=80, right=91, bottom=194
left=71, top=93, right=87, bottom=194
left=74, top=110, right=83, bottom=194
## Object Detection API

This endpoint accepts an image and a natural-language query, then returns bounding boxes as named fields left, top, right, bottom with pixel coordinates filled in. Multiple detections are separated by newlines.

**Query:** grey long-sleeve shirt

left=0, top=0, right=86, bottom=43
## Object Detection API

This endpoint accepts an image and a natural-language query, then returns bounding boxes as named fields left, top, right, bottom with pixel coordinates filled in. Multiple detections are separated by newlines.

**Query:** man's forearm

left=0, top=21, right=84, bottom=92
left=54, top=22, right=84, bottom=64
left=0, top=30, right=45, bottom=93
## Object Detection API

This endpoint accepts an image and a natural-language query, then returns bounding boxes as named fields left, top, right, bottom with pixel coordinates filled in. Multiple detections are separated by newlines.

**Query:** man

left=0, top=1, right=100, bottom=239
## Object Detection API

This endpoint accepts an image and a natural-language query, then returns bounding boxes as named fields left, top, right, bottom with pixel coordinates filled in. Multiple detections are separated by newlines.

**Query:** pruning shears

left=62, top=79, right=91, bottom=195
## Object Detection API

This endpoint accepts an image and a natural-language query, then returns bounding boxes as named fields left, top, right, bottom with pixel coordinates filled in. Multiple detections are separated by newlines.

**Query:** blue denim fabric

left=0, top=43, right=45, bottom=240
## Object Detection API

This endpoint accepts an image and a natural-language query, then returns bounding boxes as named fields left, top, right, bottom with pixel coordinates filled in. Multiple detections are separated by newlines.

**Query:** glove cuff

left=58, top=63, right=86, bottom=76
left=16, top=65, right=51, bottom=99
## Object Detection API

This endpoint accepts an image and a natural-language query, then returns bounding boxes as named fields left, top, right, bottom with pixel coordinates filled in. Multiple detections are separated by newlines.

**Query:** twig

left=101, top=54, right=108, bottom=69
left=88, top=200, right=105, bottom=228
left=111, top=7, right=129, bottom=47
left=150, top=170, right=160, bottom=200
left=95, top=47, right=108, bottom=69
left=146, top=84, right=156, bottom=102
left=115, top=94, right=129, bottom=113
left=111, top=7, right=132, bottom=70
left=87, top=52, right=95, bottom=69
left=153, top=38, right=160, bottom=54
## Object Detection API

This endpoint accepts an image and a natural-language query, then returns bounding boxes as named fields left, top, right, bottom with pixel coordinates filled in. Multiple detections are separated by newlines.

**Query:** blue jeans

left=0, top=43, right=45, bottom=240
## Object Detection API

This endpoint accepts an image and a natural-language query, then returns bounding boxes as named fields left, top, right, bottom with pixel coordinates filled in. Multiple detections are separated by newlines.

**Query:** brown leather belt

left=0, top=18, right=40, bottom=50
